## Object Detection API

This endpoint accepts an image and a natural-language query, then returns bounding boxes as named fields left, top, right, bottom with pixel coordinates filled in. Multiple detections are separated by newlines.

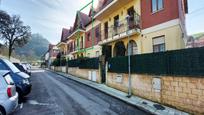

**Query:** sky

left=0, top=0, right=204, bottom=44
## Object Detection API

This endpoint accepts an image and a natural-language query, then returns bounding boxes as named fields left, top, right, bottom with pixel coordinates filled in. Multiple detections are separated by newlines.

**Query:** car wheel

left=0, top=108, right=5, bottom=115
left=16, top=88, right=23, bottom=103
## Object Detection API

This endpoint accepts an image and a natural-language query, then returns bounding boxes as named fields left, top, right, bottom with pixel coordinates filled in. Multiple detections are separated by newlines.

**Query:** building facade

left=59, top=0, right=188, bottom=60
left=94, top=0, right=188, bottom=59
left=48, top=44, right=60, bottom=67
left=186, top=34, right=204, bottom=48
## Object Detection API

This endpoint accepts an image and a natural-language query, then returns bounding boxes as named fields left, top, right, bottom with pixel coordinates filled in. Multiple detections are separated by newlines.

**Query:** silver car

left=0, top=71, right=18, bottom=115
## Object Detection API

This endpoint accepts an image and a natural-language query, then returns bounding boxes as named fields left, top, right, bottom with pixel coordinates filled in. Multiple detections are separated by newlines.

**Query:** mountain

left=15, top=34, right=50, bottom=61
left=191, top=32, right=204, bottom=39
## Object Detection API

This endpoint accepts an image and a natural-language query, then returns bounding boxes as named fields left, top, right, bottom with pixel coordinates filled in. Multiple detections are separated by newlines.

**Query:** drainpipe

left=126, top=15, right=132, bottom=98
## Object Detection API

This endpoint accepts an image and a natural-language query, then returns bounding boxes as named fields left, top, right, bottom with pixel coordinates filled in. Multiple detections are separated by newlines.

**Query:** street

left=12, top=68, right=151, bottom=115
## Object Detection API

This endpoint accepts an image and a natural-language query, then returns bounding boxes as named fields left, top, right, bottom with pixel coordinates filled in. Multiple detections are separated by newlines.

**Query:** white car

left=21, top=63, right=31, bottom=75
left=0, top=71, right=18, bottom=115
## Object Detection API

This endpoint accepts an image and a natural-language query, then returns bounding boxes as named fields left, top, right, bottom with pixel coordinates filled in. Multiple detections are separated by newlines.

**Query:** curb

left=46, top=69, right=158, bottom=115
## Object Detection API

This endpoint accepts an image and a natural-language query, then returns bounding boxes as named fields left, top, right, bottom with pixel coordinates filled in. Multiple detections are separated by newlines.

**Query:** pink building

left=187, top=35, right=204, bottom=48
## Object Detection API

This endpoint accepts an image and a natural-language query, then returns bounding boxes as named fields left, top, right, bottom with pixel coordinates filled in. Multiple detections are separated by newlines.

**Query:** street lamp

left=126, top=15, right=132, bottom=98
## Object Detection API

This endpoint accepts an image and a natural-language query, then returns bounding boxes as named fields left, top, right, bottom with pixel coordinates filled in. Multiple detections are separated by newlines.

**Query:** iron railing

left=101, top=13, right=141, bottom=40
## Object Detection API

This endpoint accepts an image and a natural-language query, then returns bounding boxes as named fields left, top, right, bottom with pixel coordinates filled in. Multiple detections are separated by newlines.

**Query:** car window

left=0, top=62, right=8, bottom=70
left=3, top=59, right=20, bottom=73
left=4, top=73, right=14, bottom=85
left=14, top=63, right=25, bottom=71
left=22, top=64, right=27, bottom=70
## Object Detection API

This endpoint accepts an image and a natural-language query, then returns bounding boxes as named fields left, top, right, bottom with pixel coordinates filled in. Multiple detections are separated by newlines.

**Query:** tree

left=0, top=10, right=31, bottom=59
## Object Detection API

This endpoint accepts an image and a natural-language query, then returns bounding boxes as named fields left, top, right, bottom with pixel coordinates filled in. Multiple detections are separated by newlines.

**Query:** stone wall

left=162, top=77, right=204, bottom=114
left=107, top=72, right=204, bottom=114
left=53, top=66, right=66, bottom=73
left=68, top=67, right=101, bottom=83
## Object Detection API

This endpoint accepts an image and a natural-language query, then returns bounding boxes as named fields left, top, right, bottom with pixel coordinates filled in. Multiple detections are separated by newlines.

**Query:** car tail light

left=7, top=87, right=13, bottom=97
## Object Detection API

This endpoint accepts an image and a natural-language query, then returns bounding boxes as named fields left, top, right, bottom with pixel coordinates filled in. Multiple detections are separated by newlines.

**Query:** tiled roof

left=72, top=11, right=91, bottom=32
left=61, top=28, right=72, bottom=42
left=95, top=0, right=113, bottom=13
left=49, top=44, right=54, bottom=50
left=79, top=12, right=91, bottom=28
left=62, top=0, right=114, bottom=40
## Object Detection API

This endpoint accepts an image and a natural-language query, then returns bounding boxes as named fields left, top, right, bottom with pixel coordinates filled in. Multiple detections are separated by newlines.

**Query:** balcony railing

left=100, top=13, right=141, bottom=42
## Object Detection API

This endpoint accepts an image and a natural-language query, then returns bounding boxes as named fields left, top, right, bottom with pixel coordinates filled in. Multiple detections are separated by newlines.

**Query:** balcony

left=99, top=14, right=141, bottom=45
left=94, top=0, right=133, bottom=20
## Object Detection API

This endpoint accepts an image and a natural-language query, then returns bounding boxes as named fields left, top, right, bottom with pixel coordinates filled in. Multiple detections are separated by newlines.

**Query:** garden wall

left=107, top=72, right=204, bottom=114
left=68, top=67, right=101, bottom=83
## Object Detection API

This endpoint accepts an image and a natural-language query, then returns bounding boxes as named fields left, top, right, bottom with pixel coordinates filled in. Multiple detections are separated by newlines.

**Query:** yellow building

left=56, top=42, right=67, bottom=56
left=65, top=0, right=188, bottom=59
left=66, top=10, right=102, bottom=59
left=94, top=0, right=188, bottom=58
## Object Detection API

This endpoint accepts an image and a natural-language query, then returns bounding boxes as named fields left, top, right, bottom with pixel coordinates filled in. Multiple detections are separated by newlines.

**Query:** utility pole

left=126, top=15, right=132, bottom=98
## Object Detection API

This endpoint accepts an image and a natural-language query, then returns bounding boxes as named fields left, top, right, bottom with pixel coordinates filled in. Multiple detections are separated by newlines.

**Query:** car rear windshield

left=4, top=73, right=14, bottom=85
left=0, top=62, right=8, bottom=70
left=14, top=63, right=26, bottom=71
left=3, top=60, right=20, bottom=73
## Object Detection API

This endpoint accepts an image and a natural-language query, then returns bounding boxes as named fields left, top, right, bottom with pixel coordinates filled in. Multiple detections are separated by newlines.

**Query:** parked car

left=0, top=71, right=19, bottom=115
left=0, top=59, right=32, bottom=101
left=13, top=63, right=31, bottom=76
left=22, top=63, right=31, bottom=70
left=21, top=63, right=31, bottom=75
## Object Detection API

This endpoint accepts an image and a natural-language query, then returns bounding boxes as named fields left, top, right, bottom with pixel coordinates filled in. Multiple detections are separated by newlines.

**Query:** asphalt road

left=13, top=69, right=151, bottom=115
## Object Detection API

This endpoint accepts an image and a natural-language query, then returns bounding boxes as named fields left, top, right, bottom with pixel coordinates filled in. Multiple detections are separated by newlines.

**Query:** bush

left=68, top=57, right=99, bottom=69
left=108, top=47, right=204, bottom=76
left=52, top=57, right=67, bottom=66
left=79, top=58, right=99, bottom=69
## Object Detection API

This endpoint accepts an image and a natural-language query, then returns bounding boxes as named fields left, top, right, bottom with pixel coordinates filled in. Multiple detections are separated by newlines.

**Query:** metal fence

left=108, top=47, right=204, bottom=76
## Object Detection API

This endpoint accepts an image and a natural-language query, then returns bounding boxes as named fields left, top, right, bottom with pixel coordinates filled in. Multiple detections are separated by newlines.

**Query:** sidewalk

left=48, top=69, right=189, bottom=115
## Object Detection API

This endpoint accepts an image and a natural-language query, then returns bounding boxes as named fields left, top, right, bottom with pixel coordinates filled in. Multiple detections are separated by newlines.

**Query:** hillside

left=192, top=32, right=204, bottom=39
left=15, top=34, right=50, bottom=61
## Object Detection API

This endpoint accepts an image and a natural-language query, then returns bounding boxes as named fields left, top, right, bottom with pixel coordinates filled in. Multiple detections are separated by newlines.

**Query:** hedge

left=108, top=47, right=204, bottom=76
left=68, top=57, right=99, bottom=69
left=52, top=58, right=67, bottom=66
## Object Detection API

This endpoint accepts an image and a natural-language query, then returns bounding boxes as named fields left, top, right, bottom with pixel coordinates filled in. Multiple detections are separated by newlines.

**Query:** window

left=72, top=42, right=74, bottom=52
left=127, top=7, right=136, bottom=29
left=152, top=0, right=164, bottom=13
left=81, top=36, right=83, bottom=49
left=87, top=32, right=90, bottom=41
left=3, top=59, right=20, bottom=73
left=95, top=27, right=100, bottom=42
left=87, top=53, right=90, bottom=57
left=114, top=15, right=119, bottom=35
left=128, top=40, right=138, bottom=55
left=0, top=61, right=8, bottom=70
left=4, top=74, right=14, bottom=85
left=153, top=36, right=165, bottom=53
left=96, top=51, right=100, bottom=57
left=75, top=40, right=77, bottom=51
left=104, top=22, right=108, bottom=39
left=114, top=15, right=119, bottom=28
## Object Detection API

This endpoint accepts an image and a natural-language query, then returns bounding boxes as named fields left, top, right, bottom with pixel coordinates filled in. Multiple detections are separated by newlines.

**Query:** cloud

left=2, top=0, right=95, bottom=44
